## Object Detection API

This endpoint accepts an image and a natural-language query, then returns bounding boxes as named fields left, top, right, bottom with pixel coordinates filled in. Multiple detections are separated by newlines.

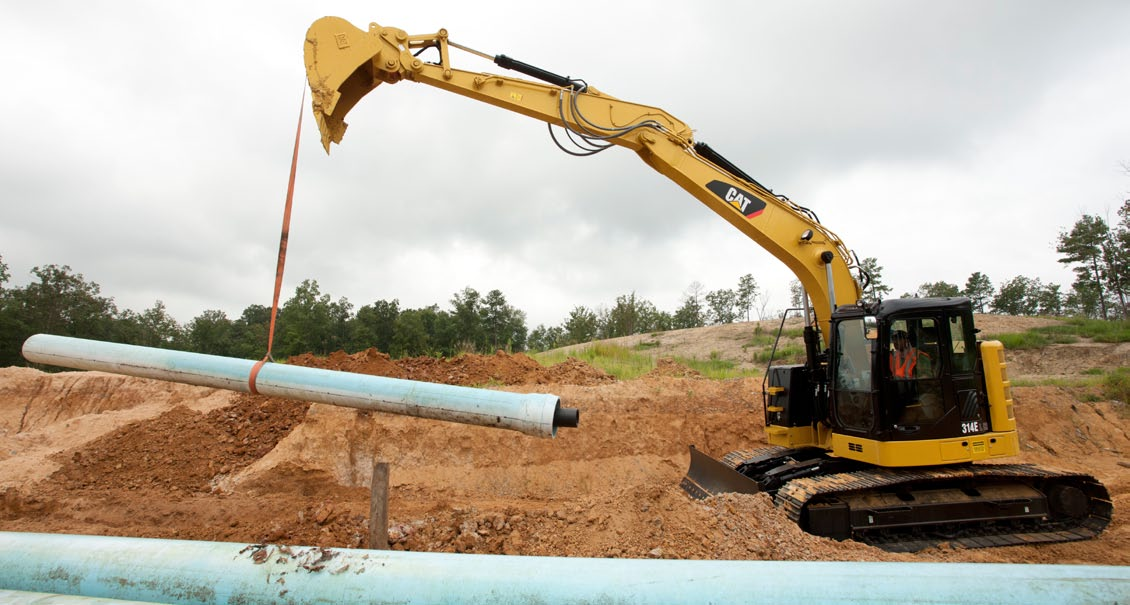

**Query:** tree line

left=0, top=264, right=529, bottom=366
left=0, top=256, right=762, bottom=365
left=868, top=201, right=1128, bottom=319
left=1, top=200, right=1126, bottom=365
left=526, top=275, right=761, bottom=351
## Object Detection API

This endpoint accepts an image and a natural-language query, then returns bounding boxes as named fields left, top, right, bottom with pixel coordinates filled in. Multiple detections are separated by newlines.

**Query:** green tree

left=916, top=281, right=961, bottom=298
left=277, top=279, right=347, bottom=356
left=187, top=309, right=235, bottom=356
left=351, top=299, right=400, bottom=353
left=644, top=308, right=673, bottom=332
left=605, top=292, right=655, bottom=338
left=0, top=257, right=26, bottom=366
left=391, top=307, right=431, bottom=357
left=527, top=324, right=564, bottom=352
left=450, top=287, right=483, bottom=353
left=19, top=264, right=118, bottom=340
left=563, top=305, right=598, bottom=344
left=1057, top=214, right=1113, bottom=318
left=480, top=289, right=526, bottom=352
left=120, top=300, right=185, bottom=349
left=705, top=288, right=738, bottom=324
left=672, top=282, right=707, bottom=329
left=1110, top=200, right=1130, bottom=318
left=1035, top=282, right=1064, bottom=316
left=229, top=304, right=271, bottom=359
left=963, top=272, right=994, bottom=313
left=1064, top=281, right=1104, bottom=319
left=736, top=274, right=759, bottom=321
left=992, top=276, right=1041, bottom=316
left=328, top=294, right=354, bottom=353
left=859, top=257, right=892, bottom=300
left=0, top=264, right=118, bottom=366
left=789, top=280, right=805, bottom=308
left=422, top=305, right=456, bottom=357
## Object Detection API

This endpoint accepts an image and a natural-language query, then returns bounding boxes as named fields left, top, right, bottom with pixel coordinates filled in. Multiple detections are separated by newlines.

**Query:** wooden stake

left=369, top=460, right=389, bottom=550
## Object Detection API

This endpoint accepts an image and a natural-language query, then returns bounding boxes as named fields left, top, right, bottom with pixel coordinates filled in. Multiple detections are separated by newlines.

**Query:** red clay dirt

left=0, top=316, right=1127, bottom=565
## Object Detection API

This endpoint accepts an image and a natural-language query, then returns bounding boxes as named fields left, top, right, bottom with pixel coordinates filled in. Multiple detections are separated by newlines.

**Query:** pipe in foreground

left=22, top=334, right=577, bottom=438
left=0, top=532, right=1126, bottom=605
left=0, top=590, right=160, bottom=604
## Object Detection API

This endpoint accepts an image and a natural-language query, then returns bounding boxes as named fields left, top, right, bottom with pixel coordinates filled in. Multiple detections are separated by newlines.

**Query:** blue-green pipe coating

left=0, top=532, right=1125, bottom=605
left=0, top=589, right=162, bottom=604
left=21, top=334, right=572, bottom=437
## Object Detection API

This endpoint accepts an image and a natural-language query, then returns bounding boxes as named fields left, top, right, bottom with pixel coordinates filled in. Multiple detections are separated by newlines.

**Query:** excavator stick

left=680, top=446, right=763, bottom=500
left=304, top=17, right=395, bottom=151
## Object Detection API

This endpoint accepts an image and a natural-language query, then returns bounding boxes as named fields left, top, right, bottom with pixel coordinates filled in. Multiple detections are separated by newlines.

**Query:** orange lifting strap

left=250, top=89, right=305, bottom=395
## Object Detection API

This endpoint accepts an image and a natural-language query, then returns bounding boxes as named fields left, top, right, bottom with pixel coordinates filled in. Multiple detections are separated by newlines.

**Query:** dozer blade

left=304, top=17, right=390, bottom=151
left=680, top=445, right=762, bottom=500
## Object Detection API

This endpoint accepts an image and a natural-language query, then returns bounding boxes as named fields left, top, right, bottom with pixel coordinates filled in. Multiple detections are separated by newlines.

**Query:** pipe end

left=553, top=403, right=580, bottom=429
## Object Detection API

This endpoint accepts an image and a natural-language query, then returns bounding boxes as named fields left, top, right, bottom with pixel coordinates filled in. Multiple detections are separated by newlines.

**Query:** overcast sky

left=2, top=1, right=1129, bottom=329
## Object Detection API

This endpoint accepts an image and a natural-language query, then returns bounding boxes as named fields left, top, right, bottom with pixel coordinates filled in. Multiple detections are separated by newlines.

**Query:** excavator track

left=696, top=447, right=1112, bottom=553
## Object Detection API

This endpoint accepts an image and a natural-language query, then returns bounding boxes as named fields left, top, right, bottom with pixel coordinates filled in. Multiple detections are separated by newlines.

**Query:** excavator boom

left=304, top=16, right=862, bottom=339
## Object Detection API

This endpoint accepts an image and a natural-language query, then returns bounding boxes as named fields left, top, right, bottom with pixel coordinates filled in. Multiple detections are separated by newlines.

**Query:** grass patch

left=983, top=331, right=1059, bottom=350
left=780, top=327, right=806, bottom=339
left=752, top=344, right=806, bottom=364
left=533, top=343, right=758, bottom=380
left=1010, top=368, right=1127, bottom=405
left=633, top=340, right=661, bottom=351
left=675, top=355, right=759, bottom=380
left=1103, top=367, right=1130, bottom=403
left=744, top=333, right=776, bottom=349
left=1061, top=318, right=1130, bottom=343
left=984, top=318, right=1130, bottom=350
left=534, top=343, right=653, bottom=379
left=1010, top=375, right=1104, bottom=389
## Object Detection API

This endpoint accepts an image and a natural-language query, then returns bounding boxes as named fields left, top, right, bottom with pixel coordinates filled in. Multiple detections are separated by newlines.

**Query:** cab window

left=948, top=314, right=975, bottom=373
left=833, top=316, right=875, bottom=430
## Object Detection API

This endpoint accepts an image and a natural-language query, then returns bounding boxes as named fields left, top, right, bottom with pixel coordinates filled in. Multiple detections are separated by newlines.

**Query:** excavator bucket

left=304, top=17, right=390, bottom=151
left=679, top=446, right=763, bottom=500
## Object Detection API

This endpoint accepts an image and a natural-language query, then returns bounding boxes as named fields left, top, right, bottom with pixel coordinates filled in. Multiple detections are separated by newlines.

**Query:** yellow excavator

left=303, top=16, right=1111, bottom=551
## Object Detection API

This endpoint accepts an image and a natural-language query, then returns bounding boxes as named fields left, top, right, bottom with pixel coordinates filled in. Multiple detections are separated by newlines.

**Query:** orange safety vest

left=890, top=349, right=925, bottom=378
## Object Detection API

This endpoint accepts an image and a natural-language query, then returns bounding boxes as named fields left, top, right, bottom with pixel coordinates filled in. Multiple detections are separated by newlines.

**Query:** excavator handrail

left=303, top=16, right=863, bottom=339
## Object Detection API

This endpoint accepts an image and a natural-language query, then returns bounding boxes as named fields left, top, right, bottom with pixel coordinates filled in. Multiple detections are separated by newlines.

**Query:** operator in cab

left=889, top=329, right=931, bottom=379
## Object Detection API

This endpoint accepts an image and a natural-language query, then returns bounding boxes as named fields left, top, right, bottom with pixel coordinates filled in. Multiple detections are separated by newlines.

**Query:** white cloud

left=2, top=1, right=1128, bottom=331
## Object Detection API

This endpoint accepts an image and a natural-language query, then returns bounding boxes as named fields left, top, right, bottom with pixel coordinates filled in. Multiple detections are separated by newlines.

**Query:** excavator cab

left=826, top=298, right=998, bottom=460
left=757, top=297, right=1016, bottom=466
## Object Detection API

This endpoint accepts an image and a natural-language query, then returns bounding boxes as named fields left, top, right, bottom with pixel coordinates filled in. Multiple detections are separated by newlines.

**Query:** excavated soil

left=0, top=316, right=1127, bottom=565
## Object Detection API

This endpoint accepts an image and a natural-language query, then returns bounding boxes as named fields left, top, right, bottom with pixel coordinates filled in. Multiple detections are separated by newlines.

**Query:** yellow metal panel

left=980, top=341, right=1017, bottom=433
left=831, top=432, right=1020, bottom=467
left=766, top=425, right=818, bottom=448
left=987, top=431, right=1020, bottom=457
left=940, top=440, right=972, bottom=462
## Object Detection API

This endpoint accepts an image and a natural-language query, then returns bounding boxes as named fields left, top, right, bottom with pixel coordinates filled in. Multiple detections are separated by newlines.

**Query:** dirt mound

left=47, top=394, right=309, bottom=493
left=288, top=348, right=614, bottom=386
left=645, top=358, right=704, bottom=379
left=0, top=334, right=1127, bottom=565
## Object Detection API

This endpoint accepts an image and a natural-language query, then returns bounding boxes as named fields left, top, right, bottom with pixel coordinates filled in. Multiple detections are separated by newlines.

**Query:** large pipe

left=0, top=590, right=160, bottom=604
left=22, top=334, right=578, bottom=438
left=0, top=532, right=1125, bottom=605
